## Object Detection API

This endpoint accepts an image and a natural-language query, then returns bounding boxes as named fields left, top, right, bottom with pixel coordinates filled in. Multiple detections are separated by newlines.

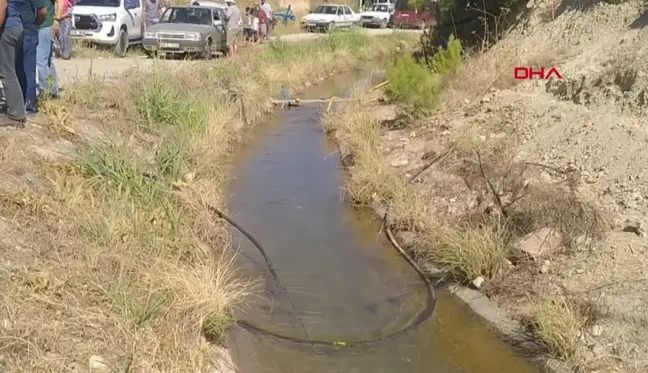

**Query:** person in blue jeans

left=20, top=0, right=50, bottom=115
left=37, top=0, right=60, bottom=98
left=0, top=0, right=48, bottom=126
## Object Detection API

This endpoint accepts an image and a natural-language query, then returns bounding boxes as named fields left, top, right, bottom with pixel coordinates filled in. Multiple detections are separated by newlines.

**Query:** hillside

left=325, top=1, right=648, bottom=372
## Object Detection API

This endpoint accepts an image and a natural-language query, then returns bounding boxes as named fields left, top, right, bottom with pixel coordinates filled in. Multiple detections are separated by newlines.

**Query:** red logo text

left=514, top=66, right=563, bottom=80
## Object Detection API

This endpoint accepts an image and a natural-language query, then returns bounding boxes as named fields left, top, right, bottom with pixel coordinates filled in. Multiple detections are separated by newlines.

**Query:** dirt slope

left=326, top=2, right=648, bottom=372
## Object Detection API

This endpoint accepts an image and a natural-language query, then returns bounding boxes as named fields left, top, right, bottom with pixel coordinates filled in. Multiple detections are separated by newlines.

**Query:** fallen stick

left=271, top=98, right=352, bottom=106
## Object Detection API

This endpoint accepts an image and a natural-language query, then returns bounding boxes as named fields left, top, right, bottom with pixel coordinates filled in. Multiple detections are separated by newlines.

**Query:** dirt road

left=55, top=29, right=421, bottom=85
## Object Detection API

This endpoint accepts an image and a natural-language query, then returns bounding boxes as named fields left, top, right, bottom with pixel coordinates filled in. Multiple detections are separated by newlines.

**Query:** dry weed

left=424, top=220, right=511, bottom=282
left=526, top=297, right=586, bottom=362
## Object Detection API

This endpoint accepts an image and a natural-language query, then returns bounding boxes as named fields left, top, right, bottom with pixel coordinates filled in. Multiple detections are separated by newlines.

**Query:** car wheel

left=202, top=38, right=213, bottom=60
left=328, top=22, right=336, bottom=33
left=113, top=28, right=129, bottom=58
left=380, top=19, right=387, bottom=28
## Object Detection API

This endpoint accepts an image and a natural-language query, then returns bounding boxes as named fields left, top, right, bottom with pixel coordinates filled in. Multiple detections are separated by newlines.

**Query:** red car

left=391, top=0, right=437, bottom=29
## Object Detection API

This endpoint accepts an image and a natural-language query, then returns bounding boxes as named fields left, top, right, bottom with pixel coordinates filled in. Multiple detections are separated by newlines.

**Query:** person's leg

left=37, top=27, right=50, bottom=94
left=267, top=19, right=273, bottom=38
left=227, top=30, right=234, bottom=56
left=0, top=27, right=27, bottom=123
left=22, top=33, right=39, bottom=114
left=60, top=18, right=72, bottom=59
left=45, top=28, right=60, bottom=97
left=260, top=23, right=266, bottom=41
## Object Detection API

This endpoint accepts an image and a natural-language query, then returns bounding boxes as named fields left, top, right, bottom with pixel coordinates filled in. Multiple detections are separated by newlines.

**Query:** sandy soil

left=330, top=2, right=648, bottom=372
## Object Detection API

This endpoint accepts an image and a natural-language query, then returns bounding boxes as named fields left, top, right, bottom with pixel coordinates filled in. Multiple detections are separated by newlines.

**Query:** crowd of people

left=242, top=0, right=276, bottom=44
left=0, top=0, right=276, bottom=127
left=0, top=0, right=73, bottom=128
left=222, top=0, right=274, bottom=57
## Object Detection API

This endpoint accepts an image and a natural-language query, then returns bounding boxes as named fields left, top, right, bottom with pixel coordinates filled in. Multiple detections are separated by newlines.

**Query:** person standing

left=37, top=0, right=60, bottom=99
left=0, top=0, right=47, bottom=126
left=224, top=0, right=241, bottom=57
left=20, top=0, right=49, bottom=115
left=259, top=0, right=273, bottom=39
left=256, top=4, right=266, bottom=41
left=142, top=0, right=163, bottom=30
left=251, top=8, right=259, bottom=43
left=53, top=0, right=73, bottom=59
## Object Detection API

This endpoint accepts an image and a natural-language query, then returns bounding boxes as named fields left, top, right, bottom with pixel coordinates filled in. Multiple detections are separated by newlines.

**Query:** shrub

left=429, top=34, right=463, bottom=76
left=426, top=221, right=510, bottom=282
left=385, top=55, right=439, bottom=115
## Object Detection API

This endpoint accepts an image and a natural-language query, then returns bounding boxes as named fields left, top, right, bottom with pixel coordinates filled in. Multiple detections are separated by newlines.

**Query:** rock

left=89, top=355, right=109, bottom=372
left=182, top=172, right=195, bottom=183
left=591, top=324, right=602, bottom=337
left=390, top=158, right=409, bottom=168
left=515, top=228, right=562, bottom=257
left=540, top=260, right=550, bottom=274
left=471, top=276, right=485, bottom=289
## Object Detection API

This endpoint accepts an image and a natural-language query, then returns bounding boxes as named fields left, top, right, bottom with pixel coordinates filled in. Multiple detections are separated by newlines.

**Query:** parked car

left=142, top=6, right=227, bottom=59
left=190, top=1, right=227, bottom=29
left=392, top=0, right=437, bottom=29
left=71, top=0, right=144, bottom=57
left=360, top=3, right=393, bottom=28
left=300, top=4, right=361, bottom=32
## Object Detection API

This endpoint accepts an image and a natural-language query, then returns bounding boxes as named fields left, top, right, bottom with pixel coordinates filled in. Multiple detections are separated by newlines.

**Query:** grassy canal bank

left=0, top=31, right=415, bottom=373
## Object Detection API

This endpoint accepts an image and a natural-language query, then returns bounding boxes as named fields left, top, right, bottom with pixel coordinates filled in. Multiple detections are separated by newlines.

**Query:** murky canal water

left=225, top=73, right=541, bottom=373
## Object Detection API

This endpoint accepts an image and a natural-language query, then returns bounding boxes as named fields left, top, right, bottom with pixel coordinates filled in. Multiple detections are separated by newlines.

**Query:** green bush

left=429, top=34, right=463, bottom=75
left=385, top=55, right=439, bottom=115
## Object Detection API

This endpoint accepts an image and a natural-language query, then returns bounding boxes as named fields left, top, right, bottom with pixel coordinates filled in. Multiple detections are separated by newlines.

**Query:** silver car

left=142, top=5, right=227, bottom=59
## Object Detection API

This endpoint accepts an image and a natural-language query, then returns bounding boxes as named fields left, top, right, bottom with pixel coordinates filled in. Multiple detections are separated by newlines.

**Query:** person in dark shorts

left=243, top=7, right=252, bottom=42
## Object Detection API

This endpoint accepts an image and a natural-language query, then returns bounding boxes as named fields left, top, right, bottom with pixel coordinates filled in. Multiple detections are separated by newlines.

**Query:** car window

left=124, top=0, right=139, bottom=9
left=161, top=7, right=172, bottom=22
left=162, top=7, right=213, bottom=25
left=312, top=5, right=339, bottom=15
left=345, top=7, right=352, bottom=14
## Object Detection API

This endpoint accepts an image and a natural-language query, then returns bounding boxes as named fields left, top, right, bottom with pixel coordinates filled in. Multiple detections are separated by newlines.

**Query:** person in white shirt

left=260, top=0, right=273, bottom=38
left=251, top=10, right=260, bottom=43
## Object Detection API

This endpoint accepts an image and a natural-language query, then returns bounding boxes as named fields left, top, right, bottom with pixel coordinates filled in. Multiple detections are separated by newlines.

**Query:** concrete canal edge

left=370, top=205, right=572, bottom=373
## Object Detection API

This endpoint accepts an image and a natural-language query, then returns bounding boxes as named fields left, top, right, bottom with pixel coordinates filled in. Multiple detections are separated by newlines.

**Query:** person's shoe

left=0, top=116, right=26, bottom=129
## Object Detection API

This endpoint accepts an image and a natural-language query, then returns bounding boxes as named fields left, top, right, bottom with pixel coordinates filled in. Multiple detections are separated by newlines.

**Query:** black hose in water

left=208, top=148, right=454, bottom=348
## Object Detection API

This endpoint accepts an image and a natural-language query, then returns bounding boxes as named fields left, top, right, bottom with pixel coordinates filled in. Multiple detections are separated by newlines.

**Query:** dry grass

left=0, top=30, right=415, bottom=373
left=525, top=297, right=587, bottom=363
left=426, top=220, right=510, bottom=282
left=70, top=40, right=146, bottom=59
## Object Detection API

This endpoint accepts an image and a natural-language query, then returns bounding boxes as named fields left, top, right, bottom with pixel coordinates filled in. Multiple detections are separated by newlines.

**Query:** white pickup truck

left=71, top=0, right=145, bottom=57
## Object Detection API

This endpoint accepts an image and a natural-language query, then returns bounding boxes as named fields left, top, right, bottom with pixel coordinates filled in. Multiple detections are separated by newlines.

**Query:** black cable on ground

left=207, top=147, right=453, bottom=348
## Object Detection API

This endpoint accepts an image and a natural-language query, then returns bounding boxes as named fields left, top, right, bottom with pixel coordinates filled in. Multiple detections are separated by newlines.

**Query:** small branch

left=476, top=150, right=505, bottom=214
